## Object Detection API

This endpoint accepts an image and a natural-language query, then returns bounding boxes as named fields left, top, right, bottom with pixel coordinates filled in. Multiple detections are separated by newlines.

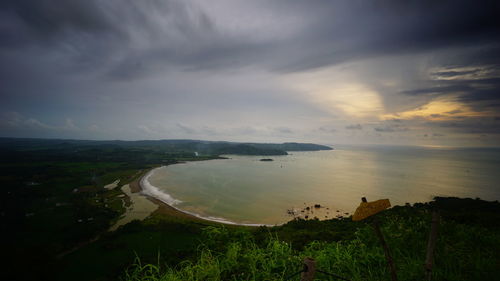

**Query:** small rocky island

left=260, top=158, right=274, bottom=161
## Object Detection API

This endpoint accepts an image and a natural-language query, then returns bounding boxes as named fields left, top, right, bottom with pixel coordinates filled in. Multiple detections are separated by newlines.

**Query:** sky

left=1, top=0, right=500, bottom=146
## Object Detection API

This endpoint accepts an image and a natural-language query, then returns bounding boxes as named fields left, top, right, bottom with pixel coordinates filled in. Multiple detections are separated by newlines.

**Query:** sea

left=143, top=144, right=500, bottom=225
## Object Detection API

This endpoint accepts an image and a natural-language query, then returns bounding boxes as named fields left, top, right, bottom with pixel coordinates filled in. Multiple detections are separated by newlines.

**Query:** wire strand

left=284, top=269, right=305, bottom=280
left=316, top=269, right=353, bottom=281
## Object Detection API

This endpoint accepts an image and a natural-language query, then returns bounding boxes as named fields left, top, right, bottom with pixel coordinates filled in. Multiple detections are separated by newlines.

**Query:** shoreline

left=130, top=167, right=207, bottom=223
left=137, top=166, right=275, bottom=227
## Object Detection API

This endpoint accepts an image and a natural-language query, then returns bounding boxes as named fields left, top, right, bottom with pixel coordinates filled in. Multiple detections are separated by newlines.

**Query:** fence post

left=361, top=197, right=398, bottom=281
left=300, top=257, right=316, bottom=281
left=424, top=210, right=440, bottom=280
left=372, top=218, right=398, bottom=281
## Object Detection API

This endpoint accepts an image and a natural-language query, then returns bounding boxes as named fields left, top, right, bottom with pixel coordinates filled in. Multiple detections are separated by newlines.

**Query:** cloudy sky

left=1, top=0, right=499, bottom=146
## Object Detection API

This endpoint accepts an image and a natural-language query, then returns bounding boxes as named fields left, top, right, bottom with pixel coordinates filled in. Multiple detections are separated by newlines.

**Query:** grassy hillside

left=54, top=197, right=499, bottom=281
left=123, top=198, right=499, bottom=281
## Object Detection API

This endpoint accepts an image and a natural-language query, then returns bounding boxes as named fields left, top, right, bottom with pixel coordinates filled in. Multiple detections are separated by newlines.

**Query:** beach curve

left=139, top=166, right=275, bottom=227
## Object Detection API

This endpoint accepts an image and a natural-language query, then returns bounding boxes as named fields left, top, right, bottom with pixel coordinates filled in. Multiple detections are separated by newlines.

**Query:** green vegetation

left=0, top=138, right=332, bottom=157
left=0, top=138, right=221, bottom=281
left=124, top=198, right=499, bottom=281
left=209, top=143, right=288, bottom=156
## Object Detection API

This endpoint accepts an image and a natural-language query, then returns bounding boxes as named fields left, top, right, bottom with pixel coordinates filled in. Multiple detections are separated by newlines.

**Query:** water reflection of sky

left=148, top=146, right=500, bottom=225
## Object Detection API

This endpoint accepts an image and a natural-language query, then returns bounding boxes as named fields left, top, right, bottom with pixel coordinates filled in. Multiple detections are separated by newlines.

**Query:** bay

left=146, top=145, right=500, bottom=225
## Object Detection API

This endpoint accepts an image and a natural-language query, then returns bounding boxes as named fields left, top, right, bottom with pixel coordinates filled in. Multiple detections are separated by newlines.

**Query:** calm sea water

left=146, top=145, right=500, bottom=225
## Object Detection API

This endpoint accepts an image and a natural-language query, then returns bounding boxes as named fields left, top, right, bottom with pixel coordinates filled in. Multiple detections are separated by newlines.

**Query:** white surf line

left=140, top=166, right=278, bottom=227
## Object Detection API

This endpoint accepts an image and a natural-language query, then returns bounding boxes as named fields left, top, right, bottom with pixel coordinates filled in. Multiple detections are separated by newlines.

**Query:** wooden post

left=363, top=197, right=398, bottom=281
left=424, top=210, right=440, bottom=281
left=373, top=218, right=398, bottom=281
left=300, top=257, right=316, bottom=281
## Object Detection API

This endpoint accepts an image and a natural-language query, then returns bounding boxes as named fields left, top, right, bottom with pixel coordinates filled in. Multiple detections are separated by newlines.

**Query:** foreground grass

left=123, top=199, right=499, bottom=281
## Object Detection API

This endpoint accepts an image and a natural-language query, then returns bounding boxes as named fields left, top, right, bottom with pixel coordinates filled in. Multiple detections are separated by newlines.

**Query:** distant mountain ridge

left=0, top=137, right=332, bottom=156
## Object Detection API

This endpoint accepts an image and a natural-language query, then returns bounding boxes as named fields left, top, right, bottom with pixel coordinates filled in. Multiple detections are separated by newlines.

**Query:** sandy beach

left=135, top=167, right=268, bottom=226
left=132, top=167, right=211, bottom=223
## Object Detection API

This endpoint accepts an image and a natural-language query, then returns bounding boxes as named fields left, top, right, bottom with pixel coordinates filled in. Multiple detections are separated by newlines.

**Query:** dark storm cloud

left=400, top=65, right=500, bottom=112
left=374, top=125, right=409, bottom=133
left=439, top=44, right=500, bottom=69
left=427, top=118, right=500, bottom=134
left=400, top=85, right=472, bottom=96
left=433, top=70, right=483, bottom=78
left=0, top=0, right=115, bottom=47
left=0, top=0, right=242, bottom=79
left=345, top=124, right=362, bottom=130
left=318, top=126, right=337, bottom=134
left=1, top=0, right=500, bottom=143
left=459, top=88, right=500, bottom=103
left=270, top=0, right=500, bottom=72
left=2, top=0, right=499, bottom=78
left=274, top=127, right=293, bottom=134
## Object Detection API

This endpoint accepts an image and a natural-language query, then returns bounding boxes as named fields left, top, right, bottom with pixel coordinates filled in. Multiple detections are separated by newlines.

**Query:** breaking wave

left=140, top=167, right=182, bottom=206
left=140, top=166, right=274, bottom=227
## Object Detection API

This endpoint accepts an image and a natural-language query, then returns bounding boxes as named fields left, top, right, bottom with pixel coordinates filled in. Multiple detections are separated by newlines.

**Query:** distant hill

left=248, top=142, right=333, bottom=152
left=0, top=138, right=332, bottom=156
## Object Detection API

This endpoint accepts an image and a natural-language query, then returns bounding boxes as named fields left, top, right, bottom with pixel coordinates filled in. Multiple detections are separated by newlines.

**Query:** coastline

left=131, top=167, right=207, bottom=223
left=136, top=166, right=274, bottom=227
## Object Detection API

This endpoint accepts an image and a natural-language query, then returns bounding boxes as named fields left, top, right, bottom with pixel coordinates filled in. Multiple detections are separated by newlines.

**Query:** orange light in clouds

left=313, top=83, right=384, bottom=118
left=284, top=68, right=384, bottom=118
left=381, top=98, right=489, bottom=121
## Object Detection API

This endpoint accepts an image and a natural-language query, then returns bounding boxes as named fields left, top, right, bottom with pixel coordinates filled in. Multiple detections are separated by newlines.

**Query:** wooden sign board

left=352, top=199, right=391, bottom=221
